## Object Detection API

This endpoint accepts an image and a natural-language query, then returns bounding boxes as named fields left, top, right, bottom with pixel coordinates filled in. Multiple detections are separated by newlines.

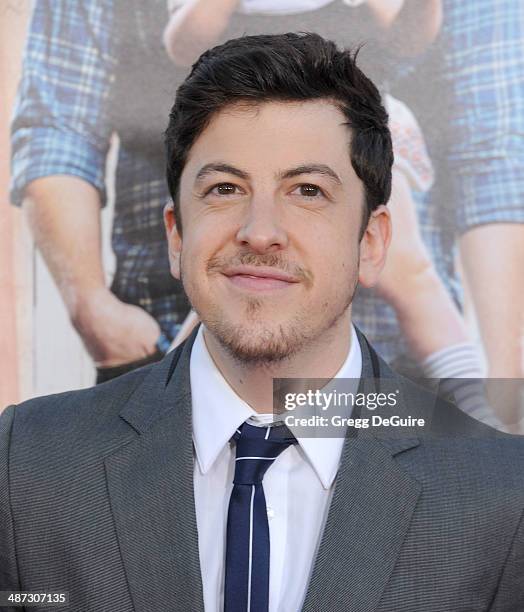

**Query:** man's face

left=165, top=100, right=389, bottom=364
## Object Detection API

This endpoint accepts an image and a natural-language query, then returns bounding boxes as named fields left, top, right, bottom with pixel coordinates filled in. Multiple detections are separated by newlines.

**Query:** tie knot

left=232, top=422, right=296, bottom=485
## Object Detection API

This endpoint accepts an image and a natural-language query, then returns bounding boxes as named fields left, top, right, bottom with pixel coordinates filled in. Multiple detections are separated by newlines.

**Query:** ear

left=163, top=200, right=182, bottom=280
left=358, top=204, right=392, bottom=288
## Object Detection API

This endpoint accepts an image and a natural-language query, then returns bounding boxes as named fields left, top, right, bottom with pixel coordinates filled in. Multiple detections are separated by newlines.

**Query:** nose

left=235, top=196, right=289, bottom=253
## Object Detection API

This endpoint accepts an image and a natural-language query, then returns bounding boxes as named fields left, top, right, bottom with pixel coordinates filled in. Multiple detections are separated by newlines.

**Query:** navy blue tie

left=224, top=422, right=297, bottom=612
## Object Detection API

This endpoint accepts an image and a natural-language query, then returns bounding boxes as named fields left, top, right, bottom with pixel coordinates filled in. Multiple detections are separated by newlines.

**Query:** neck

left=202, top=313, right=353, bottom=414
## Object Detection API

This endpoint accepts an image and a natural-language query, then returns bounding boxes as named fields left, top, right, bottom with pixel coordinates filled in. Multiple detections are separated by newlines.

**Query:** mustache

left=207, top=252, right=313, bottom=286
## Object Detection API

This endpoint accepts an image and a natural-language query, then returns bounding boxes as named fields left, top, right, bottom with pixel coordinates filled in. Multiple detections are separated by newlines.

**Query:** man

left=2, top=33, right=523, bottom=611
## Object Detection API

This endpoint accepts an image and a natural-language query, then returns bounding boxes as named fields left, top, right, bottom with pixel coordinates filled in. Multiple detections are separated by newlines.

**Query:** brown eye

left=213, top=183, right=237, bottom=195
left=299, top=184, right=322, bottom=197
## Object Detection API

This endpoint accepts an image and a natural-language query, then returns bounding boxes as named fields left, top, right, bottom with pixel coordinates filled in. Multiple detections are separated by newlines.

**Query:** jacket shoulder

left=2, top=363, right=154, bottom=450
left=395, top=372, right=524, bottom=491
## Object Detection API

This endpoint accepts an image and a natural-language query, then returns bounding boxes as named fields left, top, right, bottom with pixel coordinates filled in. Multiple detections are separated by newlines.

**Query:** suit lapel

left=302, top=329, right=422, bottom=612
left=104, top=329, right=205, bottom=612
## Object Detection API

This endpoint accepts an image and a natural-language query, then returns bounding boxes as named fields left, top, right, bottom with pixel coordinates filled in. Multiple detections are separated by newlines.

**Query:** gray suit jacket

left=1, top=328, right=523, bottom=612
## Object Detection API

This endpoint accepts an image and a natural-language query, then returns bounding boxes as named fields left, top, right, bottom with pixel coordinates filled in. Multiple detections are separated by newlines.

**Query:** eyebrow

left=194, top=162, right=342, bottom=186
left=278, top=164, right=342, bottom=186
left=194, top=163, right=250, bottom=183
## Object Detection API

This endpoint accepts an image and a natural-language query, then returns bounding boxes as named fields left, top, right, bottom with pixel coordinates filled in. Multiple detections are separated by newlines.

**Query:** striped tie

left=224, top=422, right=297, bottom=612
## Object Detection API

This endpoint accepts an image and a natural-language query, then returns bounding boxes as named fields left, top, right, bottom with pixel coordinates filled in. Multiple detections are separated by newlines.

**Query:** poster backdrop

left=1, top=0, right=523, bottom=426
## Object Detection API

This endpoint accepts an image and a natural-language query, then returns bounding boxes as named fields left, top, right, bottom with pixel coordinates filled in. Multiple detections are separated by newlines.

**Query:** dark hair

left=165, top=32, right=393, bottom=231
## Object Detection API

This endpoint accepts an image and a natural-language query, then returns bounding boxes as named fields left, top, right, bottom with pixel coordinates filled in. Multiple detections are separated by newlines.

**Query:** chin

left=205, top=315, right=308, bottom=366
left=193, top=288, right=354, bottom=367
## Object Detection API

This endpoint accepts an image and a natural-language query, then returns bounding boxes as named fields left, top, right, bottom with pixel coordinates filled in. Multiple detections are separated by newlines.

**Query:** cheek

left=182, top=216, right=215, bottom=254
left=312, top=221, right=359, bottom=273
left=180, top=241, right=204, bottom=286
left=321, top=246, right=358, bottom=281
left=180, top=220, right=229, bottom=277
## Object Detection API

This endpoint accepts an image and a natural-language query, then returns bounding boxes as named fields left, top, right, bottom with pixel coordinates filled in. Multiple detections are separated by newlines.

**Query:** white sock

left=421, top=343, right=501, bottom=428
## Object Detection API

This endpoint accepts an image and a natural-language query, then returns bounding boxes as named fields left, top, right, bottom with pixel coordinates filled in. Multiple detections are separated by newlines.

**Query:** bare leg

left=375, top=170, right=471, bottom=360
left=459, top=224, right=524, bottom=426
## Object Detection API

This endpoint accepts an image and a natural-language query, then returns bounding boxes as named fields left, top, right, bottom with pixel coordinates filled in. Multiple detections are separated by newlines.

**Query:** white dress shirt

left=190, top=324, right=362, bottom=612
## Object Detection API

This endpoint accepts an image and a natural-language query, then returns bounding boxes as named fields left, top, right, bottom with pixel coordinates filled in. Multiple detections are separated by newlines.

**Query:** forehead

left=182, top=99, right=355, bottom=180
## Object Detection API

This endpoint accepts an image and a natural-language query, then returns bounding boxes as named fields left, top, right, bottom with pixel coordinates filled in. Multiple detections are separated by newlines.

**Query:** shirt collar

left=190, top=324, right=362, bottom=489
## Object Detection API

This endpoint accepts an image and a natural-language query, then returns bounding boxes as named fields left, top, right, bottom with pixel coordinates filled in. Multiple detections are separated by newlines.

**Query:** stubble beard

left=181, top=256, right=359, bottom=368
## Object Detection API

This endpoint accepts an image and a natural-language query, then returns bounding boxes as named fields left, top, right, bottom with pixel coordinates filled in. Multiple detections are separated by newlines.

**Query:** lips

left=222, top=266, right=300, bottom=291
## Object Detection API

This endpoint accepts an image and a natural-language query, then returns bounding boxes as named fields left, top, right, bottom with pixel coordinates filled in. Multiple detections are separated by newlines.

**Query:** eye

left=292, top=184, right=325, bottom=198
left=206, top=182, right=240, bottom=196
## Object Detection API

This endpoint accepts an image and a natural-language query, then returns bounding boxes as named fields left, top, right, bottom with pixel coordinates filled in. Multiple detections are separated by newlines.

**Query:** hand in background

left=73, top=287, right=161, bottom=368
left=22, top=177, right=162, bottom=370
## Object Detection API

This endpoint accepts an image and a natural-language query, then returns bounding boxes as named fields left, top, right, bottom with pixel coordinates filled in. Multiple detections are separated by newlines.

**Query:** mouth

left=221, top=266, right=300, bottom=292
